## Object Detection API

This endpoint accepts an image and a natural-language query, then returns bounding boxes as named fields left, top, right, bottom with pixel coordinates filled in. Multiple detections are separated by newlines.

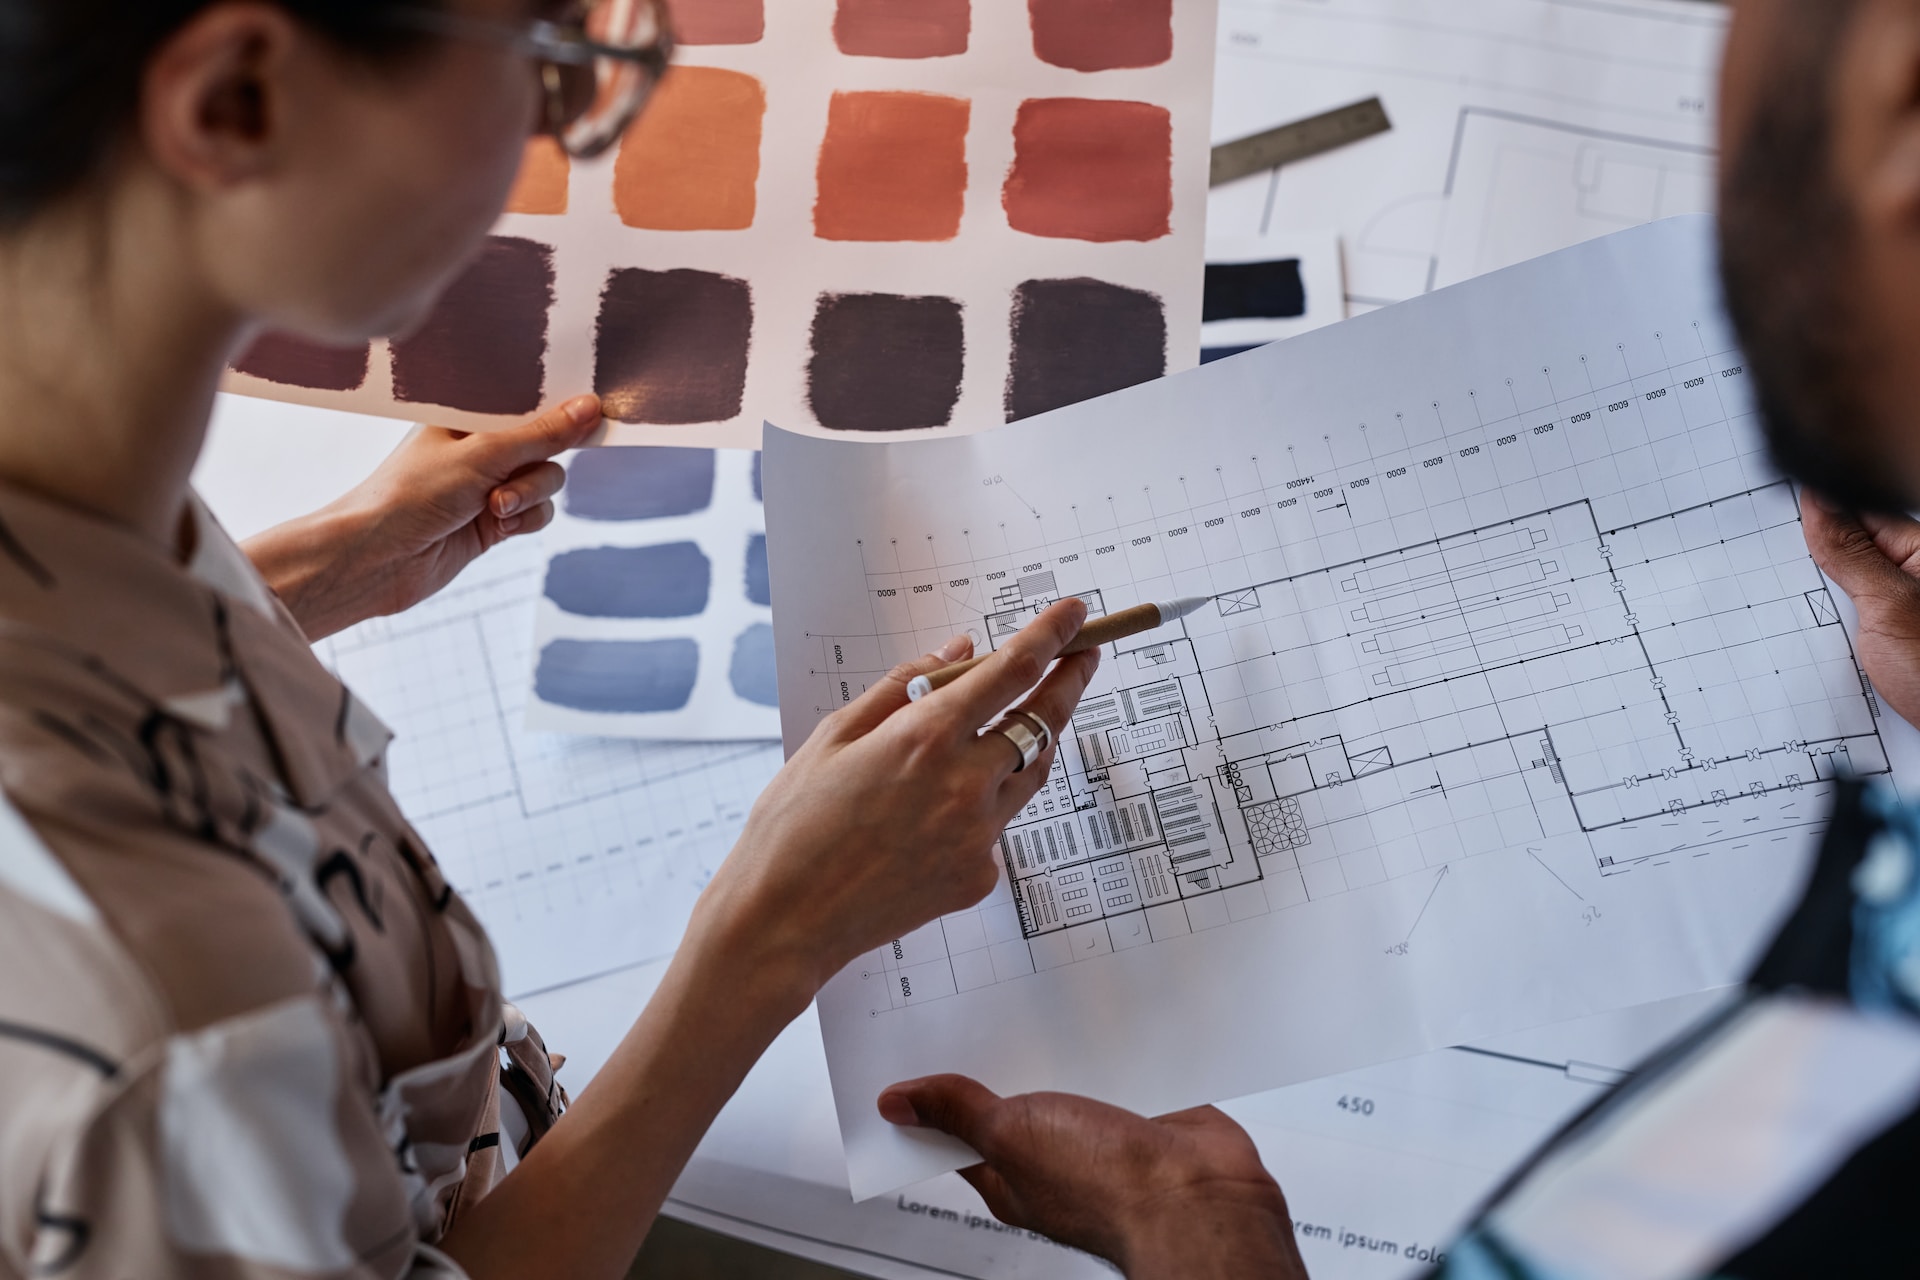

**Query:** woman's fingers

left=927, top=598, right=1088, bottom=730
left=490, top=460, right=567, bottom=520
left=825, top=634, right=976, bottom=742
left=466, top=395, right=603, bottom=479
left=979, top=646, right=1100, bottom=785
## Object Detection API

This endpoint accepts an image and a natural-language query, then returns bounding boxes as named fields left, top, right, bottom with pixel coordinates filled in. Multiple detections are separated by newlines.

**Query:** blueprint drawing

left=765, top=217, right=1920, bottom=1199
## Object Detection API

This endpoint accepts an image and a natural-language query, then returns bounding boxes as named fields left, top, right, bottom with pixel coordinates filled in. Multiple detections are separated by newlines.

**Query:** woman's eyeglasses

left=383, top=0, right=675, bottom=159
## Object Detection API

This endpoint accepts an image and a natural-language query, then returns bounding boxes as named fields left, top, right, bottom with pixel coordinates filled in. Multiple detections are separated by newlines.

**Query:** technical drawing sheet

left=1209, top=0, right=1726, bottom=310
left=315, top=537, right=783, bottom=996
left=766, top=215, right=1920, bottom=1198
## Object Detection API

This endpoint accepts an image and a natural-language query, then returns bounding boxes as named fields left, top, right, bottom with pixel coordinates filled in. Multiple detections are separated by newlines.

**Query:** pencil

left=906, top=596, right=1213, bottom=701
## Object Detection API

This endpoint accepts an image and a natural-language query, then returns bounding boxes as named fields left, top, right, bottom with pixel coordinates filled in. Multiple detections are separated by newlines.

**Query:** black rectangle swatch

left=544, top=543, right=712, bottom=618
left=1202, top=259, right=1306, bottom=322
left=565, top=448, right=716, bottom=521
left=807, top=292, right=965, bottom=433
left=596, top=268, right=753, bottom=424
left=392, top=236, right=555, bottom=415
left=1006, top=278, right=1165, bottom=422
left=231, top=333, right=371, bottom=392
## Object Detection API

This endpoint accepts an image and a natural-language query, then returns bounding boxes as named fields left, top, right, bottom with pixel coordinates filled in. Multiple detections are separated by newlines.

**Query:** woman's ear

left=139, top=3, right=303, bottom=192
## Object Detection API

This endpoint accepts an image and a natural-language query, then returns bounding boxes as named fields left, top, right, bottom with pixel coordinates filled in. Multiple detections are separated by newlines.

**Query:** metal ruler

left=1209, top=97, right=1393, bottom=187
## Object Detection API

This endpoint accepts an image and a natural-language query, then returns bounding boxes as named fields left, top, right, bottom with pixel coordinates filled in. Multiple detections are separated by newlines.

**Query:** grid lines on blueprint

left=807, top=327, right=1886, bottom=1018
left=318, top=537, right=782, bottom=995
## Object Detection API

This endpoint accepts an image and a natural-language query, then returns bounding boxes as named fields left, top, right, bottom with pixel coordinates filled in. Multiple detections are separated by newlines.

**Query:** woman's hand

left=876, top=1076, right=1305, bottom=1280
left=1803, top=491, right=1920, bottom=726
left=242, top=395, right=602, bottom=640
left=692, top=598, right=1103, bottom=1005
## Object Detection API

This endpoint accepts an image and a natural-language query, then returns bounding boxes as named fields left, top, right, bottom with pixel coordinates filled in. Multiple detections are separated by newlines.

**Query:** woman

left=0, top=2, right=1099, bottom=1275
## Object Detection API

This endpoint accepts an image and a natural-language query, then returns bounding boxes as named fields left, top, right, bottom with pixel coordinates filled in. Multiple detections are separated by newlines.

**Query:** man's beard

left=1717, top=19, right=1915, bottom=515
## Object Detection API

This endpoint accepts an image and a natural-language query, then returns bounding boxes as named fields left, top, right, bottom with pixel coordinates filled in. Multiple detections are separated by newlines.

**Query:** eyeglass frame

left=377, top=1, right=676, bottom=158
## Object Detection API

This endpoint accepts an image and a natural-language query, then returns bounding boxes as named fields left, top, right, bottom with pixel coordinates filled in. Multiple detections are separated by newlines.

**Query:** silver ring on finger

left=987, top=712, right=1049, bottom=773
left=1008, top=709, right=1053, bottom=757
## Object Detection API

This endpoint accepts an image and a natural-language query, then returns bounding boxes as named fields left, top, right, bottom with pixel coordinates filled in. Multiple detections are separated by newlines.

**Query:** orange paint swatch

left=664, top=0, right=764, bottom=44
left=814, top=91, right=970, bottom=242
left=1003, top=98, right=1172, bottom=243
left=614, top=66, right=765, bottom=231
left=505, top=138, right=570, bottom=215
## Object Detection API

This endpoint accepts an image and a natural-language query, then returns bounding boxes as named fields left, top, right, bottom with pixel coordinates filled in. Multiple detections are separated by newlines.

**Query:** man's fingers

left=1803, top=491, right=1920, bottom=604
left=827, top=635, right=975, bottom=742
left=931, top=598, right=1088, bottom=728
left=468, top=395, right=603, bottom=477
left=1859, top=509, right=1920, bottom=577
left=876, top=1074, right=1006, bottom=1155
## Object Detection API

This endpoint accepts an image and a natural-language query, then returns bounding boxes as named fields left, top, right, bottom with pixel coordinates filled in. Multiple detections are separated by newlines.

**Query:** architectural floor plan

left=767, top=218, right=1920, bottom=1199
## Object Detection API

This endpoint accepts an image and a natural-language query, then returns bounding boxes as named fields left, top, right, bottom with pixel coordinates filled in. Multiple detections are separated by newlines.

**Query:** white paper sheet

left=1208, top=0, right=1726, bottom=311
left=765, top=216, right=1920, bottom=1198
left=527, top=448, right=780, bottom=741
left=222, top=1, right=1220, bottom=446
left=521, top=950, right=1728, bottom=1280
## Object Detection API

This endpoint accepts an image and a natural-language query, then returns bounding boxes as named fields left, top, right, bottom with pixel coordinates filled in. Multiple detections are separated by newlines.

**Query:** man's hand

left=876, top=1076, right=1306, bottom=1279
left=243, top=396, right=601, bottom=640
left=1803, top=491, right=1920, bottom=726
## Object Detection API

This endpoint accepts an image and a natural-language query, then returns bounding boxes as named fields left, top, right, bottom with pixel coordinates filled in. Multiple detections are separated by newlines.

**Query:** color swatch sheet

left=223, top=0, right=1219, bottom=447
left=766, top=216, right=1920, bottom=1198
left=316, top=536, right=783, bottom=995
left=1209, top=0, right=1725, bottom=312
left=528, top=448, right=780, bottom=740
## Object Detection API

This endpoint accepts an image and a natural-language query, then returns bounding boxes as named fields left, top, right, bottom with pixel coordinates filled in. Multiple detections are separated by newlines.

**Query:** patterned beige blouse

left=0, top=483, right=562, bottom=1278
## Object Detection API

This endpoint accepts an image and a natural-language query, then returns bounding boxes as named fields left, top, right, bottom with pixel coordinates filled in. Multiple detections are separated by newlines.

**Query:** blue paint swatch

left=729, top=624, right=779, bottom=707
left=536, top=638, right=699, bottom=714
left=565, top=448, right=715, bottom=521
left=752, top=452, right=763, bottom=502
left=745, top=535, right=770, bottom=606
left=545, top=543, right=711, bottom=618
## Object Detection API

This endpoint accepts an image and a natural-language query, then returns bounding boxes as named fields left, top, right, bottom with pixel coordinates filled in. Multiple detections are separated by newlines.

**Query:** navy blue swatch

left=1201, top=344, right=1264, bottom=364
left=729, top=624, right=779, bottom=707
left=1202, top=259, right=1306, bottom=322
left=565, top=448, right=716, bottom=521
left=536, top=638, right=700, bottom=714
left=745, top=535, right=770, bottom=606
left=544, top=543, right=711, bottom=618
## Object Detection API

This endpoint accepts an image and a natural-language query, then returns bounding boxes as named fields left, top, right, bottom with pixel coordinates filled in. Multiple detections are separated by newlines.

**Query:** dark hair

left=1717, top=0, right=1908, bottom=510
left=0, top=1, right=429, bottom=226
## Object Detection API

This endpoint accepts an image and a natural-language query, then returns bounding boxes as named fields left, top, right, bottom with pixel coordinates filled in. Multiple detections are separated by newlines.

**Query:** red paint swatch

left=231, top=333, right=370, bottom=392
left=834, top=0, right=970, bottom=58
left=1003, top=98, right=1171, bottom=243
left=1028, top=0, right=1172, bottom=70
left=663, top=0, right=763, bottom=44
left=615, top=66, right=765, bottom=231
left=815, top=91, right=970, bottom=242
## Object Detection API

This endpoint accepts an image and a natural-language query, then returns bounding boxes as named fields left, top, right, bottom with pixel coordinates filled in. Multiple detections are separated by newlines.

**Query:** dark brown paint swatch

left=231, top=333, right=370, bottom=392
left=1003, top=98, right=1172, bottom=243
left=807, top=292, right=965, bottom=433
left=834, top=0, right=970, bottom=58
left=595, top=268, right=753, bottom=425
left=391, top=236, right=554, bottom=416
left=1006, top=277, right=1165, bottom=422
left=1029, top=0, right=1172, bottom=70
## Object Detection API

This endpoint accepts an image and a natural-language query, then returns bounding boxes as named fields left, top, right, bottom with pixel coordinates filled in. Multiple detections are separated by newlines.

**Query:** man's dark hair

left=1718, top=0, right=1909, bottom=511
left=0, top=1, right=432, bottom=227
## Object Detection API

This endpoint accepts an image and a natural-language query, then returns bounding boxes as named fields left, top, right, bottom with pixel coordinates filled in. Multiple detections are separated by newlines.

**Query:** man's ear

left=1839, top=0, right=1920, bottom=233
left=139, top=4, right=304, bottom=192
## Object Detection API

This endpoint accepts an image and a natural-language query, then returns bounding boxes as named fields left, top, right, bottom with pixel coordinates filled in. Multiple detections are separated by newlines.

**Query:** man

left=874, top=2, right=1920, bottom=1274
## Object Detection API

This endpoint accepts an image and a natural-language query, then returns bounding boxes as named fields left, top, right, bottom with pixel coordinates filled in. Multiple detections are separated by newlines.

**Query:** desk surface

left=632, top=1217, right=863, bottom=1279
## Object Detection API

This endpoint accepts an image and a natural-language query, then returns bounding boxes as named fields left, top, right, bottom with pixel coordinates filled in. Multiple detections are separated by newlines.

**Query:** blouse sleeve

left=21, top=994, right=470, bottom=1279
